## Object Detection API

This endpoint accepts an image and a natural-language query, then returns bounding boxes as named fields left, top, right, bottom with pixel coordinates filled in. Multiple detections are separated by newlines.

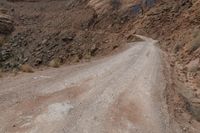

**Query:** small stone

left=35, top=58, right=42, bottom=65
left=12, top=43, right=18, bottom=47
left=49, top=58, right=61, bottom=68
left=23, top=57, right=28, bottom=62
left=41, top=39, right=47, bottom=45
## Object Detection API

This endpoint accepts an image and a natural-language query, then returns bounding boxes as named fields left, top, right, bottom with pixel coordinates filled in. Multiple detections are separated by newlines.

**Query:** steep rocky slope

left=0, top=0, right=158, bottom=71
left=124, top=0, right=200, bottom=132
left=0, top=0, right=126, bottom=70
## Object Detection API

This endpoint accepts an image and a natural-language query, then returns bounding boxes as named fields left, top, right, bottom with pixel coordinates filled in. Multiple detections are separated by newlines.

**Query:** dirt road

left=0, top=37, right=174, bottom=133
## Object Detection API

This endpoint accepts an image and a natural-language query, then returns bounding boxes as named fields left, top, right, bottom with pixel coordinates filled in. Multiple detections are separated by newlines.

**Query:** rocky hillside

left=0, top=0, right=124, bottom=70
left=0, top=0, right=159, bottom=71
left=124, top=0, right=200, bottom=132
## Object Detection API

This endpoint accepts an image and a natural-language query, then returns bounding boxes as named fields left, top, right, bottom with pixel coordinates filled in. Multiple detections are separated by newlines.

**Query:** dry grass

left=49, top=58, right=61, bottom=68
left=20, top=64, right=34, bottom=73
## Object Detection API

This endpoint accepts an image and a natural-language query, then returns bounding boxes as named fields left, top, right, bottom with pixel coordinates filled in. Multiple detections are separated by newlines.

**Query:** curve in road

left=0, top=36, right=173, bottom=133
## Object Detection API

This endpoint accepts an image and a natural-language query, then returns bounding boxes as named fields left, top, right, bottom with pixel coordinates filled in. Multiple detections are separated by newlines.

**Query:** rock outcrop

left=0, top=9, right=14, bottom=35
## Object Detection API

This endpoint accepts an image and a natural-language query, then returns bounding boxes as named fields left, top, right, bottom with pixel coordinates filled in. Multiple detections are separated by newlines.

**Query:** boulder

left=185, top=58, right=199, bottom=72
left=188, top=98, right=200, bottom=121
left=174, top=81, right=200, bottom=122
left=49, top=58, right=61, bottom=68
left=0, top=12, right=14, bottom=34
left=61, top=31, right=76, bottom=43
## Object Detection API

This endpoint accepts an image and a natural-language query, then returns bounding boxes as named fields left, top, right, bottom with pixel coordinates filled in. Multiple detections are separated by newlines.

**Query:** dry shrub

left=0, top=36, right=7, bottom=46
left=49, top=58, right=61, bottom=68
left=20, top=64, right=34, bottom=73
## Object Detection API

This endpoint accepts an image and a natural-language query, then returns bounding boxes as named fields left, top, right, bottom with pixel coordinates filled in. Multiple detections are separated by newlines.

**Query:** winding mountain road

left=0, top=36, right=173, bottom=133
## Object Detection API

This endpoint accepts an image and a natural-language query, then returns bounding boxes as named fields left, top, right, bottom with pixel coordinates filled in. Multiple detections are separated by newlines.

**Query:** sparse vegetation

left=0, top=36, right=7, bottom=46
left=49, top=58, right=61, bottom=68
left=0, top=0, right=200, bottom=132
left=20, top=64, right=34, bottom=73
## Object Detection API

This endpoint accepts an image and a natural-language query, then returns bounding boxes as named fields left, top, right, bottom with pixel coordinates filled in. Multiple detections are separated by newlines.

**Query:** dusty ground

left=0, top=37, right=178, bottom=133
